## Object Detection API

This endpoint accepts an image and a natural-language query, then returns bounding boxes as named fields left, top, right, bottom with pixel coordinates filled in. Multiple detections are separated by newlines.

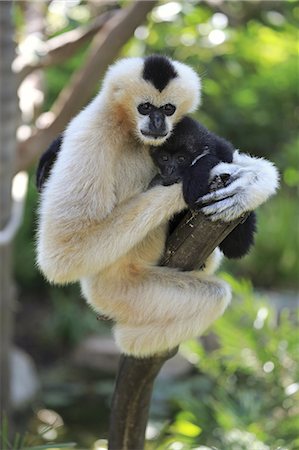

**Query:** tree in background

left=0, top=0, right=18, bottom=428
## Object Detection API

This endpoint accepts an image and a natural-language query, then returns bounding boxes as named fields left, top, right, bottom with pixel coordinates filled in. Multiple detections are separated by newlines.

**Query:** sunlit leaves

left=158, top=279, right=299, bottom=449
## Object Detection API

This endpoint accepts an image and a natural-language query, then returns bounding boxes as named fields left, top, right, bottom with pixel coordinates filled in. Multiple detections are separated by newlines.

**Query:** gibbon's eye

left=177, top=155, right=186, bottom=164
left=160, top=154, right=169, bottom=162
left=138, top=103, right=153, bottom=115
left=162, top=104, right=176, bottom=116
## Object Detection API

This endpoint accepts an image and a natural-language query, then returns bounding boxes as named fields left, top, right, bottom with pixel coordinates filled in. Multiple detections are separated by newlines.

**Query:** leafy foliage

left=151, top=276, right=299, bottom=449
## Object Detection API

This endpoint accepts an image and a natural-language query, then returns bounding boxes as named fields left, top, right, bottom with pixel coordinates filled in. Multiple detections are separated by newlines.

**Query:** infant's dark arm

left=213, top=134, right=234, bottom=163
left=183, top=154, right=219, bottom=208
left=36, top=135, right=63, bottom=192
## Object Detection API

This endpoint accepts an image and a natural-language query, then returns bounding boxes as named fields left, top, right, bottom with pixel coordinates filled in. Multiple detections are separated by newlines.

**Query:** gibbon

left=37, top=55, right=279, bottom=356
left=149, top=116, right=257, bottom=259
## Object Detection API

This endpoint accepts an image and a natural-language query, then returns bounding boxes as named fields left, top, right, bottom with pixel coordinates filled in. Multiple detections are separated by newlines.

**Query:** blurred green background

left=8, top=1, right=299, bottom=449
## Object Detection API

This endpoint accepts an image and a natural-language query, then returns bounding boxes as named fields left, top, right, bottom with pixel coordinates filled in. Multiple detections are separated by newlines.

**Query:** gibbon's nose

left=166, top=165, right=175, bottom=175
left=153, top=113, right=163, bottom=129
left=149, top=111, right=166, bottom=135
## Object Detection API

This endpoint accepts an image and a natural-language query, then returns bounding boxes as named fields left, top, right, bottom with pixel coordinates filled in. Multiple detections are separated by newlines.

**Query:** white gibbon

left=37, top=55, right=279, bottom=356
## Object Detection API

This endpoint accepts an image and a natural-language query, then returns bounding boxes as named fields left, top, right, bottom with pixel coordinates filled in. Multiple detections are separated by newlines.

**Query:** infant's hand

left=148, top=174, right=164, bottom=188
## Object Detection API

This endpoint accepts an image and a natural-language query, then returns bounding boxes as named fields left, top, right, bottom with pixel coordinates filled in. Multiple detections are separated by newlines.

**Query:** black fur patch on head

left=143, top=55, right=178, bottom=92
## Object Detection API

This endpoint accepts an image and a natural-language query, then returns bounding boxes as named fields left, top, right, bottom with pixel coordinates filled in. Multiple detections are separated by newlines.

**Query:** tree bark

left=0, top=1, right=17, bottom=428
left=14, top=10, right=116, bottom=84
left=108, top=208, right=245, bottom=449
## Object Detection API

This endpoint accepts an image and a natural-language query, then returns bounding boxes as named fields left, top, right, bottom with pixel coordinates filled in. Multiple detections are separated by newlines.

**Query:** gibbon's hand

left=195, top=151, right=279, bottom=222
left=148, top=174, right=164, bottom=189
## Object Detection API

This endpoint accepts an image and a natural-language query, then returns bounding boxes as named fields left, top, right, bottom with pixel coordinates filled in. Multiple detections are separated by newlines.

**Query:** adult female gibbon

left=37, top=55, right=279, bottom=356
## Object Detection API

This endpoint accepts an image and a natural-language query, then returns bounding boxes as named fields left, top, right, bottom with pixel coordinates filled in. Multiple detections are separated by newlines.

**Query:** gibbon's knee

left=114, top=278, right=231, bottom=357
left=83, top=268, right=230, bottom=327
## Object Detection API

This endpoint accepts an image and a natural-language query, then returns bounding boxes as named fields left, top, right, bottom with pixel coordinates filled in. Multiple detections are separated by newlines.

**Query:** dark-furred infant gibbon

left=37, top=55, right=279, bottom=356
left=149, top=116, right=257, bottom=259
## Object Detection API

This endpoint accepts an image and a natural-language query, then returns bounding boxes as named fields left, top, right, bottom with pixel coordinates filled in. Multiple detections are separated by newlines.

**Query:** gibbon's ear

left=36, top=135, right=62, bottom=192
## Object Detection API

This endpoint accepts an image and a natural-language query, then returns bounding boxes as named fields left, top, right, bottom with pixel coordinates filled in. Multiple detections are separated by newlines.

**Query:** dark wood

left=108, top=348, right=177, bottom=450
left=162, top=210, right=246, bottom=270
left=108, top=203, right=247, bottom=449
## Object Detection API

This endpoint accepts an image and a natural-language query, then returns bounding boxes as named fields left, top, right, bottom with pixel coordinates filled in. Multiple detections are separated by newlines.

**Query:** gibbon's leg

left=89, top=266, right=231, bottom=357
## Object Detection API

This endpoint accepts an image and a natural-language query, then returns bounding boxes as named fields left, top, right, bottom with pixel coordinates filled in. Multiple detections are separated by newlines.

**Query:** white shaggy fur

left=37, top=57, right=278, bottom=357
left=200, top=150, right=279, bottom=221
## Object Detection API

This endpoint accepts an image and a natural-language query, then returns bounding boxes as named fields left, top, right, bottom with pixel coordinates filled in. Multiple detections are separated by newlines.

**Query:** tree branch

left=108, top=206, right=245, bottom=449
left=16, top=0, right=157, bottom=172
left=13, top=10, right=116, bottom=84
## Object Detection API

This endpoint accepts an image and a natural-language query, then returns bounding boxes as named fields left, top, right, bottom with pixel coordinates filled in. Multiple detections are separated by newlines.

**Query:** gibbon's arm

left=38, top=181, right=187, bottom=284
left=198, top=151, right=279, bottom=222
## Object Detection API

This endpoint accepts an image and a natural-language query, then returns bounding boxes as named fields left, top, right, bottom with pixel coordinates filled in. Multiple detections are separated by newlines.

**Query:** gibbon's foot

left=113, top=279, right=231, bottom=357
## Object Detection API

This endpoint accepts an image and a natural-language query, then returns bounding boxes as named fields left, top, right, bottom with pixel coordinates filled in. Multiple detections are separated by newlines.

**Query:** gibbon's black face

left=135, top=55, right=182, bottom=146
left=138, top=102, right=176, bottom=139
left=150, top=147, right=192, bottom=185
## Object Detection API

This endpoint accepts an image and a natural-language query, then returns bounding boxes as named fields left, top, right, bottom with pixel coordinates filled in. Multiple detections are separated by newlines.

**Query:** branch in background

left=16, top=0, right=157, bottom=172
left=108, top=202, right=246, bottom=449
left=13, top=10, right=116, bottom=84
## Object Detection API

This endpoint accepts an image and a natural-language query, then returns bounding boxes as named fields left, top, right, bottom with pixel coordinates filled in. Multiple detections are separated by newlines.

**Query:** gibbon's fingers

left=197, top=167, right=251, bottom=206
left=201, top=195, right=248, bottom=222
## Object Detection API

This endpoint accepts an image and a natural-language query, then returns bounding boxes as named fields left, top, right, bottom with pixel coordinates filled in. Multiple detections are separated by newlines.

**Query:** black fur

left=36, top=134, right=62, bottom=192
left=143, top=55, right=177, bottom=92
left=151, top=116, right=257, bottom=259
left=152, top=117, right=233, bottom=205
left=219, top=212, right=257, bottom=258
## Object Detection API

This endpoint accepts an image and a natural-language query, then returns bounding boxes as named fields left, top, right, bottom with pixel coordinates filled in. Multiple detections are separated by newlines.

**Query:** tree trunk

left=0, top=1, right=17, bottom=428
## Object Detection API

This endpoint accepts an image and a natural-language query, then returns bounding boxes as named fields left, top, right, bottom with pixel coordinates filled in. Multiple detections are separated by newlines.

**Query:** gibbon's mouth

left=141, top=130, right=168, bottom=139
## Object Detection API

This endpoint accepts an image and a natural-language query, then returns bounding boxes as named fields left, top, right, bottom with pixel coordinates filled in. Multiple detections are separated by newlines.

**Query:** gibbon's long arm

left=38, top=181, right=187, bottom=284
left=198, top=151, right=279, bottom=222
